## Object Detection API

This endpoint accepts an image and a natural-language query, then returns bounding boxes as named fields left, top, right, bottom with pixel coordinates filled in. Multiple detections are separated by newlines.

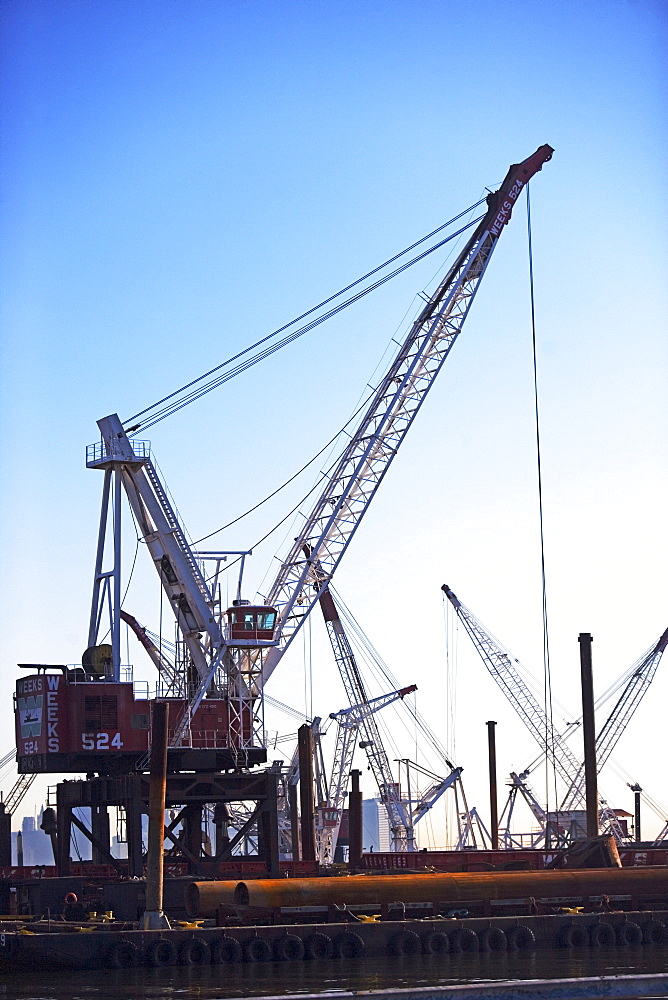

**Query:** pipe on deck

left=185, top=866, right=668, bottom=917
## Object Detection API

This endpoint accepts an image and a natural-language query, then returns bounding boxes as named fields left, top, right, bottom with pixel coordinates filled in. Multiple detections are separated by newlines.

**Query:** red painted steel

left=15, top=671, right=253, bottom=769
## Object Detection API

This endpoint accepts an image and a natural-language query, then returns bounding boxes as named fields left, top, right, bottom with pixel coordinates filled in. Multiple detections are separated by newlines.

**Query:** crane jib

left=487, top=145, right=553, bottom=238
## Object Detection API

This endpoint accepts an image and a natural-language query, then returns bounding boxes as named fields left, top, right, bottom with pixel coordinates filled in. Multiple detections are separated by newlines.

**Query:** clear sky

left=1, top=0, right=666, bottom=843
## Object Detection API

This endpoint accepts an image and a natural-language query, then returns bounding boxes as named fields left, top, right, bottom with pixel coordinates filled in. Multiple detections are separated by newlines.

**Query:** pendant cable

left=526, top=184, right=558, bottom=841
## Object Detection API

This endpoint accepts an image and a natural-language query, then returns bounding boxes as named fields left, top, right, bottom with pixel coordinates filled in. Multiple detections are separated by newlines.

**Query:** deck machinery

left=12, top=147, right=553, bottom=871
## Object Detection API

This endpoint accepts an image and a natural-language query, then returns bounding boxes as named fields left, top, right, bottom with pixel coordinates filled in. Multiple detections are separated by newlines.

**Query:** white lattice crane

left=85, top=147, right=553, bottom=757
left=441, top=584, right=627, bottom=841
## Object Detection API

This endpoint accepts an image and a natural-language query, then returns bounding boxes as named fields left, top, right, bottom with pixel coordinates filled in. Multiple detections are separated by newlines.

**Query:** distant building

left=362, top=798, right=391, bottom=853
left=12, top=813, right=54, bottom=866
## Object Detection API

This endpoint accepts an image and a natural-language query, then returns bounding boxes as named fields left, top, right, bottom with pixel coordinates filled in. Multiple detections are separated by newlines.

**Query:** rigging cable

left=124, top=206, right=486, bottom=433
left=526, top=183, right=558, bottom=834
left=192, top=387, right=378, bottom=546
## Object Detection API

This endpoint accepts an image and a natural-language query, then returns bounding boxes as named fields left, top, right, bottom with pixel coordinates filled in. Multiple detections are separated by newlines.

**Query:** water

left=1, top=949, right=668, bottom=1000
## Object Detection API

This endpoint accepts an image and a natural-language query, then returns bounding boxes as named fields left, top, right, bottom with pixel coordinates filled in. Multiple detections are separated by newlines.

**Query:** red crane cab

left=225, top=601, right=278, bottom=645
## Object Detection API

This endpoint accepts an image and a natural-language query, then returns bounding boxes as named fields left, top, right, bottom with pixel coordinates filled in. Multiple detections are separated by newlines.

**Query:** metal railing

left=86, top=439, right=151, bottom=466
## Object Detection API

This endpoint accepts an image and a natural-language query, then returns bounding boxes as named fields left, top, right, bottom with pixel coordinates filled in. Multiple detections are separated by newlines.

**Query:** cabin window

left=257, top=611, right=276, bottom=630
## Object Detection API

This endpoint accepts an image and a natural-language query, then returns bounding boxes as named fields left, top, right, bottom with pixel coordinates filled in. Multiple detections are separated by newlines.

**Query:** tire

left=108, top=940, right=139, bottom=969
left=589, top=922, right=616, bottom=947
left=304, top=932, right=333, bottom=960
left=642, top=920, right=668, bottom=945
left=0, top=935, right=18, bottom=962
left=479, top=927, right=507, bottom=953
left=617, top=922, right=643, bottom=947
left=421, top=930, right=449, bottom=955
left=506, top=925, right=536, bottom=951
left=145, top=938, right=176, bottom=967
left=560, top=923, right=589, bottom=948
left=388, top=930, right=421, bottom=957
left=243, top=936, right=273, bottom=963
left=274, top=934, right=305, bottom=961
left=179, top=937, right=210, bottom=966
left=333, top=932, right=365, bottom=959
left=449, top=928, right=479, bottom=954
left=211, top=935, right=242, bottom=964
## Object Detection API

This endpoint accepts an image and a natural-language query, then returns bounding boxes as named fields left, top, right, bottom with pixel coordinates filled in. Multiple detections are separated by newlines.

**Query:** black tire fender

left=274, top=934, right=305, bottom=961
left=617, top=921, right=643, bottom=947
left=0, top=934, right=18, bottom=962
left=333, top=931, right=365, bottom=959
left=388, top=929, right=421, bottom=956
left=179, top=937, right=210, bottom=966
left=449, top=928, right=479, bottom=954
left=589, top=922, right=615, bottom=947
left=108, top=940, right=139, bottom=969
left=506, top=924, right=536, bottom=951
left=145, top=938, right=176, bottom=967
left=211, top=935, right=243, bottom=964
left=243, top=936, right=273, bottom=963
left=479, top=927, right=507, bottom=952
left=421, top=930, right=449, bottom=955
left=642, top=919, right=668, bottom=945
left=303, top=932, right=333, bottom=960
left=560, top=923, right=589, bottom=948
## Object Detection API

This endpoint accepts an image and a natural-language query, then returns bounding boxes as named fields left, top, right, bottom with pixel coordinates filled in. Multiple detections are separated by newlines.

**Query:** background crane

left=441, top=584, right=626, bottom=841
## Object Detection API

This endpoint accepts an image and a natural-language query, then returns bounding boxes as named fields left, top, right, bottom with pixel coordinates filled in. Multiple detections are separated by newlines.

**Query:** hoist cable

left=191, top=387, right=376, bottom=546
left=526, top=184, right=558, bottom=829
left=124, top=206, right=486, bottom=433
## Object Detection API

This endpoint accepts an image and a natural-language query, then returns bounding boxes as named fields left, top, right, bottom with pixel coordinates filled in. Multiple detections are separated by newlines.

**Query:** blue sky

left=1, top=0, right=666, bottom=841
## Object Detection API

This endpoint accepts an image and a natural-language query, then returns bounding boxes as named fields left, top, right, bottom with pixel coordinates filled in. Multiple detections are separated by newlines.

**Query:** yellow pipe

left=186, top=867, right=668, bottom=917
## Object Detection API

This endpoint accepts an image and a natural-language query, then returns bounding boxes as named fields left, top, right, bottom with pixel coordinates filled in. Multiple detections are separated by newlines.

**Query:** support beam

left=0, top=805, right=11, bottom=867
left=579, top=633, right=599, bottom=838
left=288, top=783, right=300, bottom=861
left=298, top=724, right=316, bottom=862
left=55, top=791, right=72, bottom=877
left=349, top=769, right=363, bottom=868
left=143, top=700, right=170, bottom=928
left=125, top=800, right=144, bottom=878
left=630, top=783, right=642, bottom=844
left=91, top=805, right=110, bottom=865
left=487, top=720, right=499, bottom=851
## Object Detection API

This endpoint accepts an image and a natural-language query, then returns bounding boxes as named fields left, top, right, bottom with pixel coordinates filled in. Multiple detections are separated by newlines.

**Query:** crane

left=441, top=584, right=626, bottom=841
left=20, top=145, right=551, bottom=781
left=559, top=627, right=668, bottom=810
left=321, top=684, right=417, bottom=863
left=498, top=771, right=548, bottom=849
left=260, top=145, right=554, bottom=694
left=315, top=584, right=415, bottom=851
